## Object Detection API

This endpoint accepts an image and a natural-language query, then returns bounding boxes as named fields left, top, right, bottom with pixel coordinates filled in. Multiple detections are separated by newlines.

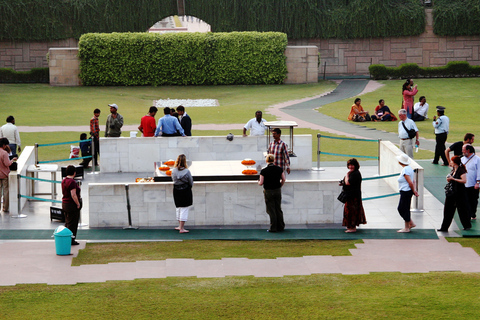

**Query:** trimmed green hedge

left=369, top=61, right=480, bottom=80
left=0, top=0, right=424, bottom=41
left=0, top=68, right=49, bottom=83
left=0, top=0, right=177, bottom=41
left=187, top=0, right=425, bottom=39
left=78, top=32, right=288, bottom=86
left=433, top=0, right=480, bottom=36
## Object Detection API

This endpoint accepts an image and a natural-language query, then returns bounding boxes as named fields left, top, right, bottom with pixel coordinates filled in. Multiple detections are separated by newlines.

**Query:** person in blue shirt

left=155, top=107, right=185, bottom=137
left=396, top=153, right=419, bottom=233
left=432, top=106, right=449, bottom=166
left=79, top=133, right=91, bottom=168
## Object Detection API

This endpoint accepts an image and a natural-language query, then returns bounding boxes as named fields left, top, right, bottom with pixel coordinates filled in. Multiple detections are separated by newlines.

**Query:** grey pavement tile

left=193, top=260, right=226, bottom=278
left=165, top=258, right=200, bottom=277
left=221, top=258, right=257, bottom=277
left=275, top=257, right=312, bottom=276
left=302, top=255, right=342, bottom=274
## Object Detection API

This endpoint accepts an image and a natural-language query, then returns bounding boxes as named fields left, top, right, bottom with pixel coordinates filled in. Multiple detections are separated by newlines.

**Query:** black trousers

left=433, top=132, right=448, bottom=164
left=440, top=194, right=472, bottom=230
left=63, top=202, right=80, bottom=243
left=264, top=188, right=285, bottom=232
left=466, top=187, right=479, bottom=218
left=92, top=137, right=100, bottom=166
left=397, top=190, right=413, bottom=222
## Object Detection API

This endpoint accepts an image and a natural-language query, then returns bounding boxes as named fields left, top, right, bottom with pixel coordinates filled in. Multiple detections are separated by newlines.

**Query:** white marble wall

left=9, top=146, right=36, bottom=215
left=88, top=179, right=343, bottom=228
left=379, top=141, right=424, bottom=209
left=99, top=135, right=312, bottom=173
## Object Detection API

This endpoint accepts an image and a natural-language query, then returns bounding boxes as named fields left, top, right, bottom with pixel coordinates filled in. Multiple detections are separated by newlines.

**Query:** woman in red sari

left=340, top=158, right=367, bottom=233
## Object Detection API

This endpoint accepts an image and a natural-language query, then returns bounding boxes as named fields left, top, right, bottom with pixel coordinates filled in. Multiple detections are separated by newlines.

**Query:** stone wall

left=48, top=48, right=81, bottom=86
left=0, top=38, right=77, bottom=71
left=284, top=46, right=318, bottom=84
left=100, top=135, right=313, bottom=173
left=88, top=179, right=343, bottom=228
left=289, top=9, right=480, bottom=77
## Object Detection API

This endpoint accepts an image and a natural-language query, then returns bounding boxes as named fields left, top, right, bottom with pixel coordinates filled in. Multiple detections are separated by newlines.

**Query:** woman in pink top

left=402, top=79, right=418, bottom=119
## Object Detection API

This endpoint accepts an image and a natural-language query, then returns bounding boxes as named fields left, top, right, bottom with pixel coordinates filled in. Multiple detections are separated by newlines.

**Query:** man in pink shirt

left=138, top=106, right=158, bottom=137
left=0, top=138, right=17, bottom=213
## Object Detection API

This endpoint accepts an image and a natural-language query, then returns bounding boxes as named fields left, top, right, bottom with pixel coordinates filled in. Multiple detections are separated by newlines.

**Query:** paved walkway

left=1, top=237, right=479, bottom=286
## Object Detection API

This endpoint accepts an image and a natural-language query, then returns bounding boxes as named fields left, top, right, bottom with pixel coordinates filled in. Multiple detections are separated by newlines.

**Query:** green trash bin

left=53, top=226, right=73, bottom=255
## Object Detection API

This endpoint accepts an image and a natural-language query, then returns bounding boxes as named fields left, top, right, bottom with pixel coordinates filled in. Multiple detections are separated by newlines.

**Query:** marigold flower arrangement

left=164, top=160, right=175, bottom=166
left=241, top=159, right=256, bottom=166
left=165, top=170, right=172, bottom=176
left=158, top=166, right=170, bottom=171
left=242, top=169, right=258, bottom=175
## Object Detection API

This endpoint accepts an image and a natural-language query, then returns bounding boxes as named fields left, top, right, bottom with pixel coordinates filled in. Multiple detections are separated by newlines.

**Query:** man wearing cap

left=105, top=104, right=124, bottom=137
left=398, top=109, right=419, bottom=158
left=432, top=106, right=449, bottom=165
left=462, top=144, right=480, bottom=219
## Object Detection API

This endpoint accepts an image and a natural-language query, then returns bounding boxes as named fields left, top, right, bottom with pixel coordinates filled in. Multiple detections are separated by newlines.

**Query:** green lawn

left=72, top=240, right=363, bottom=266
left=318, top=78, right=480, bottom=143
left=0, top=82, right=336, bottom=126
left=1, top=273, right=479, bottom=319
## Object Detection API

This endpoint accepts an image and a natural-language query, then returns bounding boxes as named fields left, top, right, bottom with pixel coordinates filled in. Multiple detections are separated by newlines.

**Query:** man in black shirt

left=445, top=133, right=474, bottom=164
left=258, top=154, right=286, bottom=232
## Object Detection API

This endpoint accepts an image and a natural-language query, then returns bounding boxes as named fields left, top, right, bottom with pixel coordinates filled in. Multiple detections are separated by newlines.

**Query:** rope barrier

left=363, top=192, right=400, bottom=201
left=320, top=151, right=378, bottom=159
left=37, top=139, right=91, bottom=147
left=19, top=195, right=62, bottom=203
left=363, top=173, right=399, bottom=180
left=18, top=174, right=61, bottom=184
left=320, top=135, right=379, bottom=142
left=38, top=155, right=92, bottom=164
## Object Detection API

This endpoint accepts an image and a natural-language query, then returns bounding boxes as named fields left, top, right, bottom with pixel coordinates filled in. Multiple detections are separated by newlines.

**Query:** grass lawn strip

left=1, top=273, right=479, bottom=318
left=72, top=240, right=363, bottom=266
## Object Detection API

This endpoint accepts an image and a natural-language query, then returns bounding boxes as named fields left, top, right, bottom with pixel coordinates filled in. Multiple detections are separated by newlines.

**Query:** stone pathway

left=1, top=237, right=478, bottom=285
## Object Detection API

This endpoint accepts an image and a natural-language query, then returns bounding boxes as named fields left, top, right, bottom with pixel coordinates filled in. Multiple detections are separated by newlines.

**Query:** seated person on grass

left=347, top=98, right=371, bottom=122
left=79, top=133, right=92, bottom=168
left=371, top=99, right=397, bottom=122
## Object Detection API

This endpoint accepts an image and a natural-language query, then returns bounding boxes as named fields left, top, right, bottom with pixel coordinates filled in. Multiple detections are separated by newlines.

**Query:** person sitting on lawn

left=348, top=98, right=371, bottom=122
left=371, top=99, right=397, bottom=122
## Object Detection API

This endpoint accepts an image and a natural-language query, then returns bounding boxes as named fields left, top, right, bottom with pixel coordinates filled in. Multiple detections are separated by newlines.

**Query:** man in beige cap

left=105, top=104, right=124, bottom=137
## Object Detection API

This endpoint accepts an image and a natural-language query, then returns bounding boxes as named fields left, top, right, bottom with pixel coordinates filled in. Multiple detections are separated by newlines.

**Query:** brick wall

left=49, top=48, right=81, bottom=86
left=288, top=9, right=480, bottom=77
left=0, top=38, right=77, bottom=71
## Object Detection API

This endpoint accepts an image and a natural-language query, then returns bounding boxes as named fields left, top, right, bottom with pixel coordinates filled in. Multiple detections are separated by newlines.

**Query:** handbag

left=337, top=190, right=348, bottom=203
left=444, top=181, right=454, bottom=197
left=401, top=121, right=416, bottom=139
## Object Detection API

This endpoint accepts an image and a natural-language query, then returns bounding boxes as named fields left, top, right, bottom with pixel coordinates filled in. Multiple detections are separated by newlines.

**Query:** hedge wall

left=433, top=0, right=480, bottom=36
left=0, top=68, right=49, bottom=83
left=0, top=0, right=177, bottom=41
left=0, top=0, right=424, bottom=41
left=187, top=0, right=425, bottom=39
left=369, top=62, right=480, bottom=80
left=78, top=32, right=288, bottom=86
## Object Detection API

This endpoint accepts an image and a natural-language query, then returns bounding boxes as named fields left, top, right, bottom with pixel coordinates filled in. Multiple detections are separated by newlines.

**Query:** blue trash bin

left=53, top=226, right=73, bottom=255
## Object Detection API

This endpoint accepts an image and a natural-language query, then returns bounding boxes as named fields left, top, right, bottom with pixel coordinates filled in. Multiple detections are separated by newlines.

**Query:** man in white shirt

left=413, top=96, right=429, bottom=121
left=0, top=116, right=21, bottom=154
left=243, top=110, right=267, bottom=136
left=398, top=109, right=419, bottom=158
left=462, top=144, right=480, bottom=220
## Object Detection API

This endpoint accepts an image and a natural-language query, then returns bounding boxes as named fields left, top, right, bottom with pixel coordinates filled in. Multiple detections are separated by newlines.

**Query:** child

left=79, top=133, right=92, bottom=168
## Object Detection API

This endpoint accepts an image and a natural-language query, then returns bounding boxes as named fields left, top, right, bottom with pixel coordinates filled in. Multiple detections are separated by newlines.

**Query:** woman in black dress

left=171, top=154, right=193, bottom=233
left=340, top=158, right=366, bottom=233
left=438, top=155, right=471, bottom=231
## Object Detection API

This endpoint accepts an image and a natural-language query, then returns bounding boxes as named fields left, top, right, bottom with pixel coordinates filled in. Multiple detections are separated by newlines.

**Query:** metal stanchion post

left=312, top=133, right=324, bottom=171
left=123, top=184, right=138, bottom=230
left=411, top=168, right=424, bottom=213
left=377, top=139, right=381, bottom=176
left=34, top=143, right=38, bottom=166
